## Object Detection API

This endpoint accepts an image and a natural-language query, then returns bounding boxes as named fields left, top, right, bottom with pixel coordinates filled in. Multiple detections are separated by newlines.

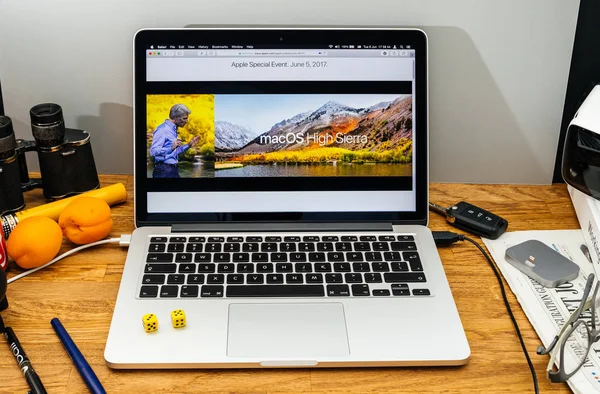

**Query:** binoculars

left=0, top=103, right=100, bottom=216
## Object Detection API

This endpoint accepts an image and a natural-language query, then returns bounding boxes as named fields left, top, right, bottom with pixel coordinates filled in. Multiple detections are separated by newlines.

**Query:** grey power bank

left=505, top=240, right=580, bottom=287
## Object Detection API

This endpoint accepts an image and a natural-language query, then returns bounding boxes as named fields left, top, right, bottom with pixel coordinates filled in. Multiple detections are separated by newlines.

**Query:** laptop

left=104, top=27, right=470, bottom=368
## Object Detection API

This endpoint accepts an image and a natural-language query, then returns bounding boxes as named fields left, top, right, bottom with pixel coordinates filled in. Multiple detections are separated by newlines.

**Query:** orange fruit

left=58, top=196, right=113, bottom=245
left=6, top=216, right=63, bottom=269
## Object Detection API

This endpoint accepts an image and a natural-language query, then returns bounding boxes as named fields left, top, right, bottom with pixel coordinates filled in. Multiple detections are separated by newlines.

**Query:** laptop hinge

left=171, top=222, right=393, bottom=233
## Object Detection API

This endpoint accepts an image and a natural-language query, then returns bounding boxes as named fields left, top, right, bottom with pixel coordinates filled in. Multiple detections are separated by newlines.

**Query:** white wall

left=0, top=0, right=579, bottom=184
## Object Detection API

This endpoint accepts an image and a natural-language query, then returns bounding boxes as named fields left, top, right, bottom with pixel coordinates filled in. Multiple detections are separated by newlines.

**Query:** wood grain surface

left=0, top=176, right=578, bottom=393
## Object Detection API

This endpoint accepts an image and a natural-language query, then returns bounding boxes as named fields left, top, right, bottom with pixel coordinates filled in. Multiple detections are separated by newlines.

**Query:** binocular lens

left=29, top=103, right=65, bottom=148
left=0, top=116, right=13, bottom=139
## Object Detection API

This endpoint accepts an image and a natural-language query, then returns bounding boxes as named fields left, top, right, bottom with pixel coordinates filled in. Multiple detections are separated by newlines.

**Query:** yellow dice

left=171, top=309, right=186, bottom=328
left=142, top=313, right=158, bottom=333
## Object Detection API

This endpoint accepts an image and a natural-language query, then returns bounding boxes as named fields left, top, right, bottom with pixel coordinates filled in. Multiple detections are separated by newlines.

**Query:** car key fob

left=430, top=201, right=508, bottom=239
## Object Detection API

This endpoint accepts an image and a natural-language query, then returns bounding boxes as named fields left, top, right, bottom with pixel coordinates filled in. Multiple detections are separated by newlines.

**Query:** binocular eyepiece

left=0, top=103, right=100, bottom=216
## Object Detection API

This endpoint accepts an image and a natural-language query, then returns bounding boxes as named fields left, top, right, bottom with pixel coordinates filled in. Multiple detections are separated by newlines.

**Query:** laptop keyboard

left=138, top=234, right=431, bottom=299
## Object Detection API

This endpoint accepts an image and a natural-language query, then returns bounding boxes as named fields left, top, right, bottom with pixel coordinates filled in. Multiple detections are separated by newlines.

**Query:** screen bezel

left=133, top=28, right=428, bottom=227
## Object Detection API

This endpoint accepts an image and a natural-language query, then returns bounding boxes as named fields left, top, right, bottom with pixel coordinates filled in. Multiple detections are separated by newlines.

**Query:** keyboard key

left=346, top=252, right=364, bottom=261
left=194, top=253, right=212, bottom=262
left=237, top=263, right=254, bottom=273
left=227, top=274, right=245, bottom=284
left=242, top=243, right=259, bottom=252
left=186, top=243, right=203, bottom=252
left=328, top=252, right=344, bottom=261
left=359, top=235, right=376, bottom=241
left=207, top=274, right=225, bottom=284
left=384, top=273, right=427, bottom=283
left=345, top=273, right=363, bottom=283
left=352, top=284, right=370, bottom=296
left=252, top=253, right=269, bottom=262
left=197, top=263, right=216, bottom=273
left=280, top=243, right=297, bottom=252
left=392, top=289, right=411, bottom=296
left=306, top=274, right=323, bottom=283
left=286, top=274, right=303, bottom=283
left=181, top=285, right=199, bottom=297
left=391, top=283, right=409, bottom=290
left=206, top=243, right=222, bottom=252
left=208, top=237, right=224, bottom=242
left=142, top=274, right=165, bottom=284
left=325, top=273, right=343, bottom=283
left=217, top=264, right=235, bottom=273
left=391, top=262, right=409, bottom=271
left=178, top=264, right=196, bottom=273
left=144, top=264, right=176, bottom=274
left=148, top=243, right=166, bottom=252
left=365, top=252, right=383, bottom=261
left=354, top=242, right=371, bottom=251
left=384, top=252, right=402, bottom=261
left=257, top=263, right=274, bottom=273
left=398, top=235, right=414, bottom=241
left=308, top=252, right=326, bottom=262
left=379, top=235, right=396, bottom=241
left=409, top=260, right=423, bottom=272
left=391, top=241, right=417, bottom=251
left=372, top=242, right=389, bottom=251
left=150, top=237, right=167, bottom=243
left=170, top=237, right=186, bottom=243
left=167, top=243, right=184, bottom=252
left=341, top=236, right=358, bottom=242
left=335, top=242, right=352, bottom=251
left=290, top=253, right=307, bottom=262
left=322, top=236, right=339, bottom=242
left=224, top=243, right=241, bottom=252
left=227, top=285, right=324, bottom=297
left=284, top=236, right=301, bottom=242
left=247, top=274, right=265, bottom=284
left=246, top=236, right=263, bottom=242
left=140, top=286, right=159, bottom=297
left=303, top=236, right=320, bottom=242
left=167, top=274, right=185, bottom=284
left=147, top=253, right=173, bottom=263
left=214, top=253, right=231, bottom=263
left=189, top=236, right=205, bottom=242
left=175, top=253, right=193, bottom=263
left=295, top=263, right=312, bottom=273
left=364, top=273, right=383, bottom=283
left=261, top=243, right=278, bottom=252
left=233, top=253, right=250, bottom=262
left=160, top=285, right=179, bottom=297
left=267, top=274, right=284, bottom=284
left=299, top=243, right=315, bottom=251
left=201, top=285, right=224, bottom=297
left=265, top=236, right=282, bottom=242
left=317, top=243, right=334, bottom=251
left=271, top=253, right=288, bottom=262
left=352, top=262, right=370, bottom=272
left=315, top=263, right=332, bottom=272
left=227, top=236, right=244, bottom=242
left=413, top=289, right=431, bottom=296
left=276, top=263, right=293, bottom=272
left=333, top=263, right=351, bottom=272
left=327, top=285, right=350, bottom=296
left=372, top=262, right=390, bottom=272
left=187, top=274, right=204, bottom=284
left=373, top=289, right=391, bottom=296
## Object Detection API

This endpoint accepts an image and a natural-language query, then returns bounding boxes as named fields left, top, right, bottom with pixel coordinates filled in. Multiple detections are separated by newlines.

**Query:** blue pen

left=51, top=318, right=106, bottom=394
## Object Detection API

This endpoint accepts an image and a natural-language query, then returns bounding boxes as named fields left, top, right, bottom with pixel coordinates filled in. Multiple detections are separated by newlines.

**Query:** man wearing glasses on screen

left=537, top=274, right=600, bottom=383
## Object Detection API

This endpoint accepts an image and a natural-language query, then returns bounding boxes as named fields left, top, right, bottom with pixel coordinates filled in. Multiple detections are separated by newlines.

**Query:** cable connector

left=119, top=234, right=131, bottom=247
left=432, top=231, right=465, bottom=246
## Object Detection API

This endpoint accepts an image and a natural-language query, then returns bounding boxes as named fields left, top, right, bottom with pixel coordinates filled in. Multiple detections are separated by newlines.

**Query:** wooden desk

left=1, top=175, right=577, bottom=393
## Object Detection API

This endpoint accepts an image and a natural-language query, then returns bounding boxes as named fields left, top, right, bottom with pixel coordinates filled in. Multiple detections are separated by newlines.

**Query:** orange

left=58, top=196, right=113, bottom=245
left=6, top=216, right=63, bottom=269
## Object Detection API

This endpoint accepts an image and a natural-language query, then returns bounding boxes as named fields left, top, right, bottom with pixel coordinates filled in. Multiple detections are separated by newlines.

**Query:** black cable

left=432, top=231, right=540, bottom=394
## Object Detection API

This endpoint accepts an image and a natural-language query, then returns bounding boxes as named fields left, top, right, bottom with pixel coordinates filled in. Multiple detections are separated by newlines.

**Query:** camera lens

left=0, top=116, right=16, bottom=159
left=30, top=103, right=65, bottom=148
left=0, top=116, right=13, bottom=139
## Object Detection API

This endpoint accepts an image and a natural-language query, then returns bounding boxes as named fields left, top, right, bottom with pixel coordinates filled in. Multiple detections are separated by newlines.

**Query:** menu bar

left=145, top=44, right=414, bottom=50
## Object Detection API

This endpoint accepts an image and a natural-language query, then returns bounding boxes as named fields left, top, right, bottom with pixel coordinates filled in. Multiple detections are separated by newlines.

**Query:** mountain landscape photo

left=214, top=94, right=413, bottom=177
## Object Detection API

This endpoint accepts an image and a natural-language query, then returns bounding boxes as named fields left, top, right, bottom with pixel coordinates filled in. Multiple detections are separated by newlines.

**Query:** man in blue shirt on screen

left=150, top=104, right=200, bottom=178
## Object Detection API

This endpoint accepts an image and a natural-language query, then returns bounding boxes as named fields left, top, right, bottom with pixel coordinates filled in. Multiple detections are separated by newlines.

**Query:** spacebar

left=227, top=285, right=325, bottom=297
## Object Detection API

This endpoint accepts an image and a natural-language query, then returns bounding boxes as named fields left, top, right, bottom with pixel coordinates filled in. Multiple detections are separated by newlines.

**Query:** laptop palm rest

left=227, top=303, right=350, bottom=359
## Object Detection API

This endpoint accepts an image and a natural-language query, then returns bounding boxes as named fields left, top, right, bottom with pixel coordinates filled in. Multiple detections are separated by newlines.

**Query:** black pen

left=3, top=325, right=47, bottom=394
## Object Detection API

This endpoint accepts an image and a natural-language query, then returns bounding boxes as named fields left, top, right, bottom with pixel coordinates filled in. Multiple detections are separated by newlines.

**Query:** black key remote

left=430, top=201, right=508, bottom=239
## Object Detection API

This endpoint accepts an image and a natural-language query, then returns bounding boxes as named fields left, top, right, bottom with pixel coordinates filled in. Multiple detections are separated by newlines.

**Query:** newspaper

left=482, top=230, right=600, bottom=394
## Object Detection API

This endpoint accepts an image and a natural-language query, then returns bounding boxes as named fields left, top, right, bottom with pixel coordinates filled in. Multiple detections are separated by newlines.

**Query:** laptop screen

left=134, top=29, right=428, bottom=226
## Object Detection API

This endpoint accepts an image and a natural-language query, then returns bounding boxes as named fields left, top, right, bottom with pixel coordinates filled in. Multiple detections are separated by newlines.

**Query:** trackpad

left=227, top=303, right=350, bottom=358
